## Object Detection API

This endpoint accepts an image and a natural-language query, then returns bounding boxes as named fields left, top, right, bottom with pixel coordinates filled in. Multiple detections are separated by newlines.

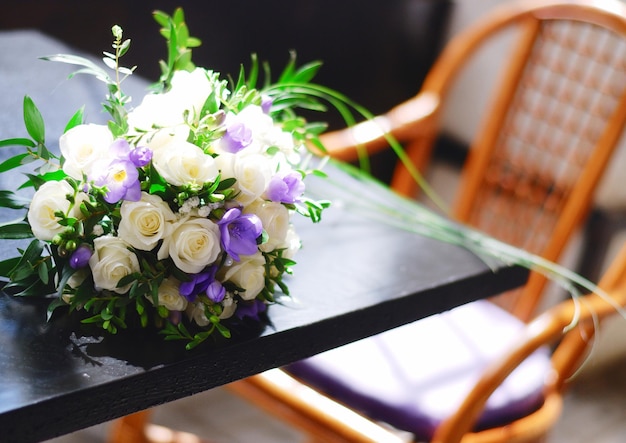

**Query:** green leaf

left=152, top=10, right=170, bottom=28
left=0, top=153, right=30, bottom=173
left=0, top=190, right=31, bottom=209
left=0, top=257, right=20, bottom=278
left=63, top=107, right=85, bottom=133
left=37, top=259, right=49, bottom=285
left=292, top=61, right=323, bottom=84
left=0, top=221, right=33, bottom=239
left=23, top=96, right=45, bottom=144
left=47, top=297, right=68, bottom=321
left=0, top=138, right=36, bottom=149
left=20, top=170, right=67, bottom=190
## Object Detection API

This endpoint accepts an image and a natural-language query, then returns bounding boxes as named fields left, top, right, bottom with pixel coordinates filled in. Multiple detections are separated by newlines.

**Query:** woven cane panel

left=468, top=19, right=626, bottom=255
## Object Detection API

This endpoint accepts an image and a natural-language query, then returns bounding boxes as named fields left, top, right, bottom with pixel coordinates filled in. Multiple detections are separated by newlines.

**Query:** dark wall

left=1, top=1, right=450, bottom=123
left=1, top=0, right=452, bottom=180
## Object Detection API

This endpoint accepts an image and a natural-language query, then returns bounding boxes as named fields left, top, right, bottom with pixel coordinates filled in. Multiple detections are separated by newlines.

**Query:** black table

left=0, top=30, right=528, bottom=443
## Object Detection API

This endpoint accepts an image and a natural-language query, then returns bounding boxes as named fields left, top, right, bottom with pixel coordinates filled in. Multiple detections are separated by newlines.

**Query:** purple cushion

left=286, top=300, right=551, bottom=440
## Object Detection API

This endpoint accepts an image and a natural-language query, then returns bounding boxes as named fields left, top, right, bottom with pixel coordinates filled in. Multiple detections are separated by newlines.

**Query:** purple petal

left=218, top=208, right=262, bottom=261
left=220, top=121, right=252, bottom=153
left=235, top=299, right=267, bottom=320
left=261, top=96, right=273, bottom=114
left=69, top=244, right=92, bottom=269
left=266, top=172, right=305, bottom=203
left=206, top=281, right=226, bottom=302
left=129, top=146, right=153, bottom=167
left=109, top=139, right=132, bottom=158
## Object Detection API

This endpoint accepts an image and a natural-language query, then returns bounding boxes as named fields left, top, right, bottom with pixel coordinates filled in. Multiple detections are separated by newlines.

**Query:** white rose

left=221, top=252, right=266, bottom=300
left=220, top=294, right=237, bottom=319
left=127, top=68, right=213, bottom=130
left=28, top=180, right=74, bottom=241
left=187, top=301, right=210, bottom=326
left=236, top=105, right=299, bottom=162
left=149, top=278, right=188, bottom=311
left=118, top=192, right=176, bottom=251
left=59, top=124, right=114, bottom=179
left=159, top=216, right=221, bottom=274
left=279, top=225, right=301, bottom=260
left=152, top=139, right=218, bottom=187
left=138, top=125, right=190, bottom=154
left=89, top=235, right=140, bottom=294
left=245, top=200, right=290, bottom=252
left=231, top=153, right=272, bottom=205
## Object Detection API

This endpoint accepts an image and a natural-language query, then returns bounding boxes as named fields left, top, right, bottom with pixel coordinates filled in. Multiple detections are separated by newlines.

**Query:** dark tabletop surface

left=0, top=30, right=529, bottom=443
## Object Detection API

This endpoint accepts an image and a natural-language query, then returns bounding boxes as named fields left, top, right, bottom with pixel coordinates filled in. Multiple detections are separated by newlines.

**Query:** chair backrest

left=392, top=0, right=626, bottom=321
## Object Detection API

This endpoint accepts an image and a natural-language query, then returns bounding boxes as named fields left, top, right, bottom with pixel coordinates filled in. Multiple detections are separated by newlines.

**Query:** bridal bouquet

left=0, top=9, right=332, bottom=349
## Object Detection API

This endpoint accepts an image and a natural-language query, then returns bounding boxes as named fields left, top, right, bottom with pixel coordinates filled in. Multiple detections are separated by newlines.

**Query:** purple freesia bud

left=265, top=171, right=305, bottom=204
left=129, top=145, right=152, bottom=167
left=218, top=208, right=263, bottom=261
left=168, top=310, right=182, bottom=325
left=206, top=280, right=226, bottom=302
left=69, top=244, right=92, bottom=269
left=220, top=120, right=252, bottom=153
left=179, top=271, right=212, bottom=302
left=261, top=95, right=273, bottom=114
left=235, top=299, right=267, bottom=320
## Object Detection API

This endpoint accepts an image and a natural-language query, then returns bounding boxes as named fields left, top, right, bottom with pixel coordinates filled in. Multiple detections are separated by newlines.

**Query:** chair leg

left=108, top=410, right=154, bottom=443
left=108, top=409, right=216, bottom=443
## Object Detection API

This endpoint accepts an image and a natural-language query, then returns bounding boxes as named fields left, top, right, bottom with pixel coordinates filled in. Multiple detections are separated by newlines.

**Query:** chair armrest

left=432, top=287, right=626, bottom=443
left=313, top=91, right=441, bottom=162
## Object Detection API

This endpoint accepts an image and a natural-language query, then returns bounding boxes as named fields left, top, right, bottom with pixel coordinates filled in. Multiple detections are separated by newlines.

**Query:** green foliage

left=153, top=8, right=201, bottom=91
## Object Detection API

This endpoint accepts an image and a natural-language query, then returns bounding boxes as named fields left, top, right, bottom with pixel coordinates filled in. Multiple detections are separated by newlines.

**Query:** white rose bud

left=118, top=192, right=176, bottom=251
left=27, top=180, right=75, bottom=241
left=187, top=301, right=210, bottom=326
left=89, top=235, right=140, bottom=294
left=59, top=124, right=113, bottom=180
left=158, top=217, right=221, bottom=274
left=221, top=252, right=266, bottom=300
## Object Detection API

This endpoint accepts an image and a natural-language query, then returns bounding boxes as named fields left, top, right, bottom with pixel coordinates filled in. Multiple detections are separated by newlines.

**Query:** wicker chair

left=109, top=0, right=626, bottom=441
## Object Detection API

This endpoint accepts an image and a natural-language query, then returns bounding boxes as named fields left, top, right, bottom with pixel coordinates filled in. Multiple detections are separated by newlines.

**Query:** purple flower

left=220, top=119, right=252, bottom=153
left=110, top=139, right=152, bottom=167
left=206, top=280, right=226, bottom=303
left=95, top=159, right=141, bottom=204
left=218, top=208, right=263, bottom=261
left=168, top=310, right=182, bottom=325
left=261, top=95, right=273, bottom=114
left=179, top=266, right=225, bottom=303
left=109, top=139, right=132, bottom=158
left=265, top=171, right=305, bottom=204
left=69, top=244, right=92, bottom=269
left=235, top=299, right=267, bottom=320
left=129, top=145, right=152, bottom=167
left=179, top=271, right=212, bottom=302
